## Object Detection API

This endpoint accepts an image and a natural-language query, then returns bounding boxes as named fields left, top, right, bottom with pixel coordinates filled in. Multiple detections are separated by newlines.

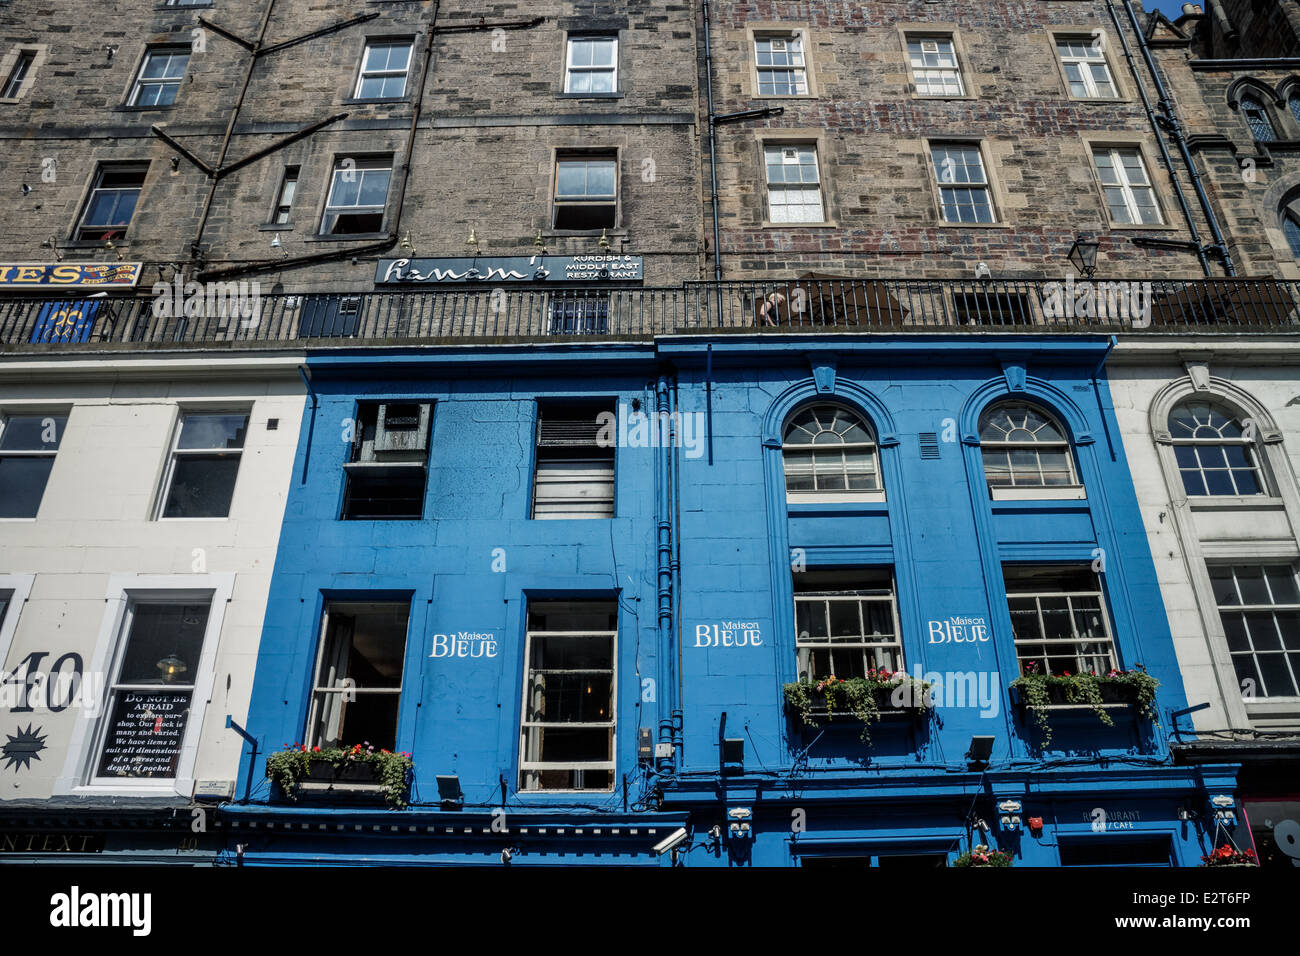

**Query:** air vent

left=919, top=433, right=940, bottom=459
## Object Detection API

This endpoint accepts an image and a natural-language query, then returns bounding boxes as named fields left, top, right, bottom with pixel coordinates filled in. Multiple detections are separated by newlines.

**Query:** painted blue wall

left=231, top=335, right=1237, bottom=866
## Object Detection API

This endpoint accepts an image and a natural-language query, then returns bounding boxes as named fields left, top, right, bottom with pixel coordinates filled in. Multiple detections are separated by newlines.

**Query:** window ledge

left=1103, top=222, right=1179, bottom=232
left=1188, top=495, right=1284, bottom=510
left=258, top=222, right=293, bottom=231
left=113, top=104, right=176, bottom=113
left=761, top=220, right=839, bottom=229
left=934, top=221, right=1010, bottom=229
left=548, top=228, right=628, bottom=238
left=557, top=92, right=624, bottom=100
left=990, top=485, right=1087, bottom=501
left=341, top=97, right=411, bottom=106
left=305, top=232, right=390, bottom=243
left=59, top=240, right=132, bottom=250
left=1066, top=96, right=1132, bottom=105
left=1243, top=698, right=1300, bottom=717
left=912, top=94, right=979, bottom=102
left=787, top=492, right=886, bottom=507
left=754, top=94, right=819, bottom=100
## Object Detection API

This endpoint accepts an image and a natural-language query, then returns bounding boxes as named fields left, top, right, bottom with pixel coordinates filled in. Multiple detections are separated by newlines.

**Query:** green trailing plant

left=1009, top=663, right=1159, bottom=747
left=266, top=743, right=414, bottom=809
left=953, top=844, right=1013, bottom=868
left=783, top=670, right=931, bottom=745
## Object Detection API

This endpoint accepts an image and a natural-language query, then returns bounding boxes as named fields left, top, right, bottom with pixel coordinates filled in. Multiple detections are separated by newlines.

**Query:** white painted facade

left=1108, top=337, right=1300, bottom=735
left=0, top=353, right=305, bottom=802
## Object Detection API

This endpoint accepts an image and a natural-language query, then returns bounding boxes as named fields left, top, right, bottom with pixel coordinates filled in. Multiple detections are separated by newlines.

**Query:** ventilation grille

left=919, top=433, right=940, bottom=459
left=538, top=404, right=610, bottom=446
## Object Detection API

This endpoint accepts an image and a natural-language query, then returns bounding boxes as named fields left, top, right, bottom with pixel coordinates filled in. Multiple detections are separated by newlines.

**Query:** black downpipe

left=1106, top=0, right=1210, bottom=277
left=1119, top=0, right=1236, bottom=275
left=702, top=0, right=723, bottom=287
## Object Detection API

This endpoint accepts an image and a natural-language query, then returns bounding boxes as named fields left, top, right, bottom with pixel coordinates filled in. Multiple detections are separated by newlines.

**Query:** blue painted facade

left=228, top=334, right=1240, bottom=866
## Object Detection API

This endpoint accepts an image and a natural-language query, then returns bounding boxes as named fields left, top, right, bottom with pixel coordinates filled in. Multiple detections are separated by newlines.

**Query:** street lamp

left=1067, top=235, right=1100, bottom=278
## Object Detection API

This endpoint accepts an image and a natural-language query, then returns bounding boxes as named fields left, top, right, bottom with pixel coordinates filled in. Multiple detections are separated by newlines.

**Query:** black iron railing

left=1, top=277, right=1296, bottom=348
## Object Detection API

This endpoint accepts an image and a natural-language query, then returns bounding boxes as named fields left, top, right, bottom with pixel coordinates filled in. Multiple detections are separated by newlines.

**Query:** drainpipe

left=1105, top=0, right=1210, bottom=277
left=669, top=375, right=684, bottom=754
left=655, top=372, right=679, bottom=772
left=1118, top=0, right=1236, bottom=275
left=1091, top=335, right=1118, bottom=461
left=702, top=0, right=723, bottom=288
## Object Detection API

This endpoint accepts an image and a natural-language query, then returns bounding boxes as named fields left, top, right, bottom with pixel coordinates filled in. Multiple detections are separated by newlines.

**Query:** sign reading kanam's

left=0, top=262, right=144, bottom=290
left=377, top=255, right=643, bottom=284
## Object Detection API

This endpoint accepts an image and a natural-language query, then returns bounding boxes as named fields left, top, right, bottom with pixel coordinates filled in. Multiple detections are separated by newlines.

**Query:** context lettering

left=429, top=631, right=499, bottom=659
left=928, top=615, right=990, bottom=644
left=694, top=621, right=763, bottom=648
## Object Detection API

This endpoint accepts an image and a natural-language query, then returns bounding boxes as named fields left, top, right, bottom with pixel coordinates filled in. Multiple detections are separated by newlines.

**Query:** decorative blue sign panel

left=29, top=300, right=101, bottom=343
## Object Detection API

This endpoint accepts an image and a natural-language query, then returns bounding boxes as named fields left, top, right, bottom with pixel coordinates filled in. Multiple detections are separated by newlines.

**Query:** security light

left=966, top=735, right=995, bottom=766
left=436, top=774, right=464, bottom=809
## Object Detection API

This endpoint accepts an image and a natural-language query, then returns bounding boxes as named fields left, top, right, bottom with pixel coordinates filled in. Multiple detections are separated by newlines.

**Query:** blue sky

left=1147, top=1, right=1189, bottom=18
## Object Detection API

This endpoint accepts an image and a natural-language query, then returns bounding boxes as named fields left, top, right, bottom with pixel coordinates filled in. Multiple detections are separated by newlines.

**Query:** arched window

left=1168, top=400, right=1266, bottom=496
left=979, top=401, right=1082, bottom=496
left=1289, top=91, right=1300, bottom=128
left=1241, top=93, right=1278, bottom=142
left=782, top=403, right=882, bottom=501
left=1282, top=203, right=1300, bottom=258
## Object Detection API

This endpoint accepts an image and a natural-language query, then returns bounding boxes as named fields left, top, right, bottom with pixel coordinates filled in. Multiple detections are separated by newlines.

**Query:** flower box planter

left=265, top=745, right=414, bottom=809
left=1009, top=670, right=1159, bottom=747
left=783, top=675, right=932, bottom=745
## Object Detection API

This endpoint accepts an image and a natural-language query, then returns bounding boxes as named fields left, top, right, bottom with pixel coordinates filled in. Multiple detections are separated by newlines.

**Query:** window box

left=953, top=845, right=1013, bottom=867
left=1009, top=668, right=1159, bottom=746
left=783, top=673, right=932, bottom=744
left=265, top=745, right=413, bottom=808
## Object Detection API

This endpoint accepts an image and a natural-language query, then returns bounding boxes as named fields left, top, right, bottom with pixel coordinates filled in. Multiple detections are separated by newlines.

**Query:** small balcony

left=1, top=277, right=1297, bottom=351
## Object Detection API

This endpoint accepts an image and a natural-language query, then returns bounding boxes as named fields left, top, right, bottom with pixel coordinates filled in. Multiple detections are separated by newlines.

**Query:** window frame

left=352, top=38, right=414, bottom=101
left=928, top=141, right=998, bottom=225
left=763, top=141, right=827, bottom=226
left=1, top=48, right=35, bottom=100
left=0, top=574, right=36, bottom=676
left=74, top=163, right=148, bottom=242
left=781, top=402, right=885, bottom=504
left=1167, top=399, right=1269, bottom=499
left=153, top=408, right=250, bottom=521
left=979, top=401, right=1085, bottom=500
left=563, top=33, right=619, bottom=96
left=340, top=400, right=433, bottom=521
left=905, top=33, right=966, bottom=98
left=531, top=399, right=616, bottom=520
left=305, top=599, right=412, bottom=752
left=1239, top=92, right=1278, bottom=143
left=56, top=574, right=233, bottom=798
left=127, top=45, right=191, bottom=108
left=1004, top=567, right=1119, bottom=678
left=270, top=165, right=299, bottom=226
left=0, top=409, right=69, bottom=520
left=318, top=155, right=393, bottom=236
left=1053, top=34, right=1121, bottom=100
left=793, top=570, right=905, bottom=682
left=752, top=30, right=811, bottom=97
left=517, top=600, right=618, bottom=793
left=1208, top=563, right=1300, bottom=701
left=551, top=151, right=619, bottom=232
left=1091, top=145, right=1164, bottom=227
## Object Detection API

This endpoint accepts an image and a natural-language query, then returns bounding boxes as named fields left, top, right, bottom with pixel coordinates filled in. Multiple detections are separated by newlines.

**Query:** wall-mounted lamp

left=1067, top=235, right=1100, bottom=278
left=436, top=774, right=464, bottom=809
left=104, top=45, right=117, bottom=62
left=103, top=239, right=123, bottom=262
left=170, top=156, right=180, bottom=172
left=20, top=183, right=31, bottom=196
left=41, top=236, right=63, bottom=262
left=966, top=735, right=995, bottom=768
left=399, top=230, right=415, bottom=256
left=271, top=233, right=288, bottom=258
left=534, top=229, right=547, bottom=256
left=466, top=229, right=480, bottom=255
left=597, top=228, right=610, bottom=251
left=721, top=737, right=744, bottom=774
left=974, top=261, right=991, bottom=281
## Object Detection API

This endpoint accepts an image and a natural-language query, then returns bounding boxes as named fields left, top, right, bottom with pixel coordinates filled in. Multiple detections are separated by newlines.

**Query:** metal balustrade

left=1, top=277, right=1297, bottom=349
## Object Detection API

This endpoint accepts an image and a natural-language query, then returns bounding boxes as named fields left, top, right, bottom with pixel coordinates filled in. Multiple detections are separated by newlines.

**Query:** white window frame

left=1168, top=400, right=1268, bottom=498
left=754, top=32, right=809, bottom=96
left=0, top=573, right=37, bottom=675
left=272, top=165, right=299, bottom=225
left=1092, top=146, right=1163, bottom=226
left=305, top=600, right=411, bottom=750
left=782, top=403, right=884, bottom=504
left=1056, top=38, right=1118, bottom=99
left=1, top=49, right=35, bottom=99
left=354, top=39, right=413, bottom=100
left=764, top=143, right=825, bottom=224
left=552, top=153, right=618, bottom=231
left=564, top=34, right=618, bottom=94
left=1006, top=571, right=1119, bottom=676
left=793, top=574, right=904, bottom=681
left=980, top=401, right=1086, bottom=501
left=1210, top=564, right=1300, bottom=701
left=930, top=142, right=997, bottom=224
left=531, top=401, right=616, bottom=519
left=55, top=573, right=233, bottom=799
left=907, top=35, right=965, bottom=97
left=518, top=608, right=617, bottom=793
left=0, top=410, right=68, bottom=521
left=76, top=164, right=147, bottom=242
left=154, top=408, right=250, bottom=521
left=320, top=156, right=393, bottom=235
left=128, top=47, right=190, bottom=107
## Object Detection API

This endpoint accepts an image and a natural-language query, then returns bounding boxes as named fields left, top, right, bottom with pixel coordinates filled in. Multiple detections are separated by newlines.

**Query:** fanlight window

left=979, top=402, right=1080, bottom=491
left=1168, top=400, right=1266, bottom=497
left=782, top=404, right=882, bottom=500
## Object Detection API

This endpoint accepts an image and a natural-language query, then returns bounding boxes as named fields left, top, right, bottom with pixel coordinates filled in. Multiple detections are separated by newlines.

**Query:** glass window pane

left=116, top=603, right=209, bottom=685
left=177, top=414, right=247, bottom=450
left=0, top=456, right=55, bottom=518
left=162, top=455, right=241, bottom=518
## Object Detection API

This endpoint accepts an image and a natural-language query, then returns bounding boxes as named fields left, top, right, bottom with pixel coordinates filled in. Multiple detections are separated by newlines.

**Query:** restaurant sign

left=377, top=255, right=643, bottom=284
left=0, top=262, right=144, bottom=291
